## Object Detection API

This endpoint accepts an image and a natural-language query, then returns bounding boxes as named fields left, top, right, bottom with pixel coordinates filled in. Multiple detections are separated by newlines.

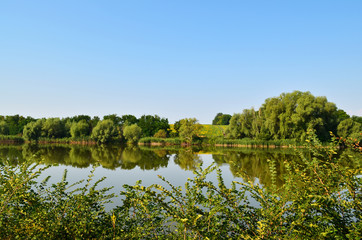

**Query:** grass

left=0, top=135, right=25, bottom=143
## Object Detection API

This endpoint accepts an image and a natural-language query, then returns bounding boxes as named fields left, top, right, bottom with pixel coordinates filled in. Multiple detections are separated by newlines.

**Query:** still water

left=1, top=144, right=359, bottom=209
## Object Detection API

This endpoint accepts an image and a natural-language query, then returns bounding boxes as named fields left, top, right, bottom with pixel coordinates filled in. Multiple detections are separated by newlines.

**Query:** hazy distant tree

left=70, top=120, right=90, bottom=138
left=212, top=113, right=223, bottom=125
left=0, top=121, right=10, bottom=135
left=90, top=116, right=100, bottom=131
left=120, top=115, right=138, bottom=126
left=42, top=118, right=67, bottom=138
left=5, top=115, right=35, bottom=135
left=103, top=114, right=121, bottom=125
left=138, top=115, right=169, bottom=137
left=179, top=118, right=201, bottom=144
left=91, top=120, right=118, bottom=144
left=23, top=119, right=43, bottom=141
left=212, top=113, right=232, bottom=125
left=70, top=115, right=91, bottom=123
left=123, top=124, right=142, bottom=144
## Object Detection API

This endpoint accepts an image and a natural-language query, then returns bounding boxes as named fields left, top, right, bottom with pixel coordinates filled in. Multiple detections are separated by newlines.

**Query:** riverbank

left=138, top=137, right=310, bottom=148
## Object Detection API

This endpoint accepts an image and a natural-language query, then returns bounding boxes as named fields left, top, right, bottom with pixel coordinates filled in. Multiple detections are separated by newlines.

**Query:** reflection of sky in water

left=37, top=154, right=249, bottom=211
left=3, top=145, right=359, bottom=211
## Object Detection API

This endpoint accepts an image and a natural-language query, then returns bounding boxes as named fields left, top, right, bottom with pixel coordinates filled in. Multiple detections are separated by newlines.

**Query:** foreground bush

left=0, top=131, right=361, bottom=239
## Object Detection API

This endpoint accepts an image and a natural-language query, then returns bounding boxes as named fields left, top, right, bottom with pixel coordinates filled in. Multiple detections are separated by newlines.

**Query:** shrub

left=0, top=130, right=361, bottom=238
left=123, top=124, right=142, bottom=144
left=23, top=119, right=43, bottom=141
left=153, top=129, right=167, bottom=138
left=91, top=120, right=118, bottom=144
left=70, top=120, right=90, bottom=138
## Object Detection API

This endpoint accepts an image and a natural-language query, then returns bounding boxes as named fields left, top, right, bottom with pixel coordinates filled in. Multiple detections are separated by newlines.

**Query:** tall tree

left=91, top=120, right=118, bottom=144
left=0, top=121, right=10, bottom=135
left=70, top=120, right=91, bottom=138
left=23, top=119, right=43, bottom=141
left=179, top=118, right=201, bottom=144
left=103, top=114, right=122, bottom=126
left=212, top=113, right=232, bottom=125
left=337, top=119, right=362, bottom=139
left=137, top=115, right=169, bottom=137
left=42, top=118, right=67, bottom=139
left=120, top=115, right=138, bottom=126
left=123, top=124, right=142, bottom=144
left=228, top=91, right=340, bottom=141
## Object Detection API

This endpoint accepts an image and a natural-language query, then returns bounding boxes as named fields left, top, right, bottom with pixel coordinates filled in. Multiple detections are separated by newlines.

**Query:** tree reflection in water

left=0, top=144, right=360, bottom=188
left=173, top=148, right=202, bottom=171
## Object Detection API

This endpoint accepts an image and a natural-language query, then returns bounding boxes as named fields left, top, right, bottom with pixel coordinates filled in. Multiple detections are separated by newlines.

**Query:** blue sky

left=1, top=0, right=361, bottom=123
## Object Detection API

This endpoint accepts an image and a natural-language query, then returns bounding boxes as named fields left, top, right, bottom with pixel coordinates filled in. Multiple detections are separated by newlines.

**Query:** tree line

left=225, top=91, right=362, bottom=143
left=0, top=91, right=361, bottom=144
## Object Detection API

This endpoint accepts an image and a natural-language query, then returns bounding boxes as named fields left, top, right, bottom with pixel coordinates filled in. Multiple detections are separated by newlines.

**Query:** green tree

left=4, top=115, right=34, bottom=135
left=170, top=120, right=182, bottom=137
left=23, top=119, right=43, bottom=141
left=154, top=129, right=167, bottom=138
left=70, top=120, right=90, bottom=138
left=336, top=109, right=350, bottom=122
left=103, top=114, right=121, bottom=126
left=120, top=115, right=138, bottom=126
left=137, top=115, right=169, bottom=137
left=90, top=116, right=100, bottom=132
left=91, top=120, right=118, bottom=144
left=351, top=115, right=362, bottom=125
left=0, top=121, right=10, bottom=135
left=179, top=118, right=201, bottom=144
left=229, top=91, right=340, bottom=141
left=337, top=118, right=362, bottom=139
left=123, top=124, right=142, bottom=144
left=226, top=109, right=260, bottom=139
left=212, top=113, right=232, bottom=125
left=42, top=118, right=67, bottom=139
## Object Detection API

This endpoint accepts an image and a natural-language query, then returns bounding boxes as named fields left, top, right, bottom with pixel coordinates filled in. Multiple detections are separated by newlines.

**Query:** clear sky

left=1, top=0, right=361, bottom=123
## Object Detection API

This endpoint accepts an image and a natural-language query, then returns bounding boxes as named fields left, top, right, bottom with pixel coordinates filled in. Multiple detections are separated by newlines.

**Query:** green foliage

left=212, top=112, right=232, bottom=125
left=0, top=131, right=361, bottom=238
left=227, top=91, right=341, bottom=142
left=123, top=124, right=142, bottom=144
left=103, top=114, right=122, bottom=125
left=336, top=109, right=350, bottom=122
left=23, top=119, right=43, bottom=141
left=338, top=118, right=362, bottom=139
left=42, top=118, right=67, bottom=139
left=139, top=137, right=182, bottom=145
left=153, top=129, right=167, bottom=138
left=0, top=161, right=114, bottom=239
left=70, top=120, right=91, bottom=138
left=0, top=135, right=24, bottom=143
left=118, top=131, right=362, bottom=239
left=91, top=120, right=118, bottom=144
left=137, top=115, right=169, bottom=137
left=179, top=118, right=202, bottom=144
left=2, top=115, right=35, bottom=135
left=120, top=114, right=138, bottom=126
left=213, top=137, right=300, bottom=147
left=351, top=115, right=362, bottom=125
left=0, top=121, right=10, bottom=135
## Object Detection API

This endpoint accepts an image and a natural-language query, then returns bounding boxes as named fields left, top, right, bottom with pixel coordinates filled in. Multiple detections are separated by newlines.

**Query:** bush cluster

left=0, top=131, right=361, bottom=239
